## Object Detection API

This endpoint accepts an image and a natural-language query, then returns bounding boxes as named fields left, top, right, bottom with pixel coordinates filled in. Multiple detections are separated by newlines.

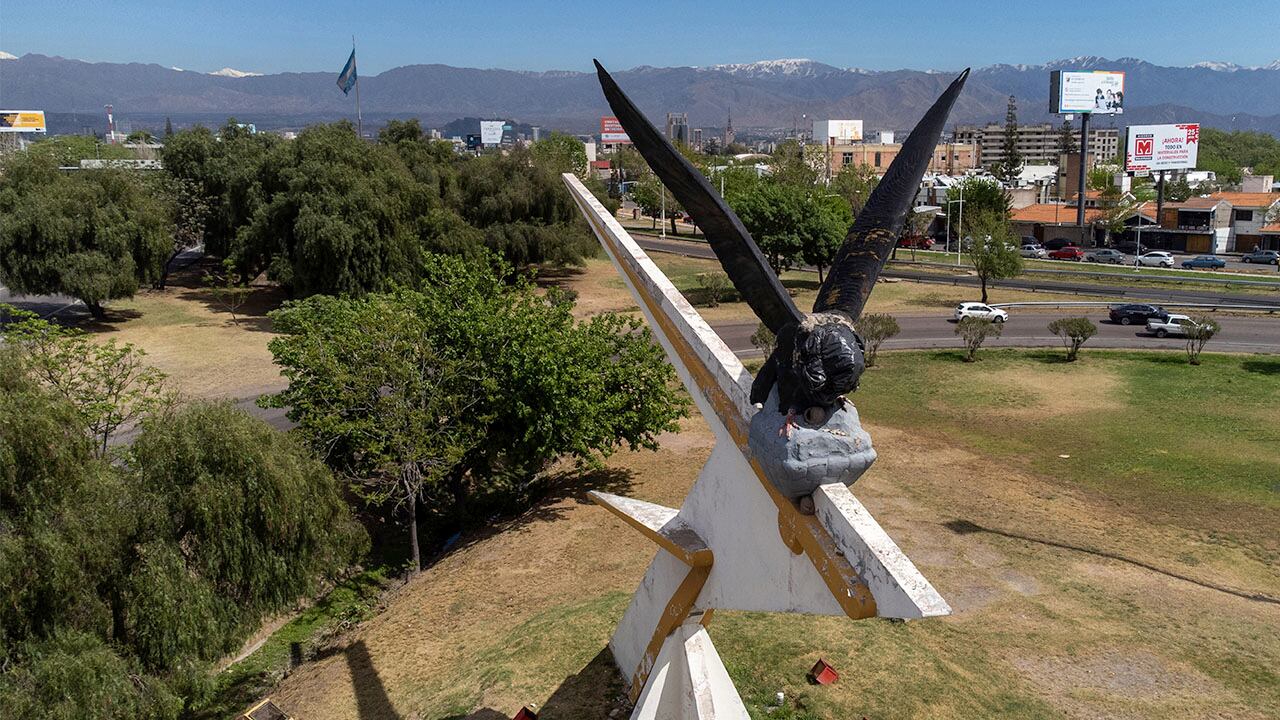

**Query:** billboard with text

left=0, top=111, right=46, bottom=133
left=1050, top=70, right=1125, bottom=114
left=600, top=116, right=630, bottom=144
left=479, top=120, right=504, bottom=146
left=1125, top=123, right=1199, bottom=173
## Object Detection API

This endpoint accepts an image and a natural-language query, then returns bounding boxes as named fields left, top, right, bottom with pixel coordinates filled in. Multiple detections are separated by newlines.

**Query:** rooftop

left=1207, top=192, right=1280, bottom=208
left=1011, top=203, right=1104, bottom=224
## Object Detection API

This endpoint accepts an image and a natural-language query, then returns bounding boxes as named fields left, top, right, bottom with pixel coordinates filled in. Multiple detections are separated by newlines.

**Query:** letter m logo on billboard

left=1134, top=135, right=1154, bottom=160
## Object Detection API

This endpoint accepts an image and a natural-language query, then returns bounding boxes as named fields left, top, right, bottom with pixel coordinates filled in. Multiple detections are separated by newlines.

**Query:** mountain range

left=3, top=53, right=1280, bottom=136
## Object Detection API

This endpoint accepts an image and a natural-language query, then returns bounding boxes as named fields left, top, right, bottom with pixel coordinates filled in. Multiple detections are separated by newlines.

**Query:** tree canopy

left=263, top=253, right=687, bottom=557
left=0, top=335, right=363, bottom=718
left=0, top=154, right=173, bottom=317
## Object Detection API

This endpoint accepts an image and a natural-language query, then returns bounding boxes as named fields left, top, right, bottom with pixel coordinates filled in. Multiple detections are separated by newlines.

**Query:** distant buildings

left=665, top=112, right=689, bottom=145
left=954, top=122, right=1119, bottom=168
left=723, top=109, right=735, bottom=147
left=817, top=140, right=979, bottom=177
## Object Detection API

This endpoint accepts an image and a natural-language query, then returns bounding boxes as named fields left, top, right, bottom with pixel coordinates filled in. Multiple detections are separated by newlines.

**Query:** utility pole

left=1076, top=111, right=1090, bottom=244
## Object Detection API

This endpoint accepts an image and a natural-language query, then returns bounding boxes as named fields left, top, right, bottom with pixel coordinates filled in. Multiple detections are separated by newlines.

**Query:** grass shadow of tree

left=429, top=466, right=636, bottom=565
left=942, top=518, right=1279, bottom=605
left=1241, top=359, right=1280, bottom=375
left=538, top=646, right=628, bottom=719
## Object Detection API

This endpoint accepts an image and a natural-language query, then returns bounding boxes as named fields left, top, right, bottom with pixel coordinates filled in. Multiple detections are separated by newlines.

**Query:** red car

left=897, top=235, right=934, bottom=250
left=1047, top=246, right=1084, bottom=261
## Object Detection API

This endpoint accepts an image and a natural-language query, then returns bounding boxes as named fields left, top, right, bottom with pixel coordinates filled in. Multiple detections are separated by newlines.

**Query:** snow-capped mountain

left=0, top=51, right=17, bottom=61
left=709, top=58, right=841, bottom=78
left=208, top=67, right=262, bottom=78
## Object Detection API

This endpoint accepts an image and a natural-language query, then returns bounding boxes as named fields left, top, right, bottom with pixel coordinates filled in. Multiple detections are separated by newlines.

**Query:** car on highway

left=1085, top=248, right=1126, bottom=264
left=1146, top=313, right=1208, bottom=338
left=1047, top=246, right=1085, bottom=261
left=1109, top=303, right=1169, bottom=326
left=1181, top=255, right=1227, bottom=269
left=897, top=235, right=934, bottom=250
left=954, top=302, right=1008, bottom=323
left=1020, top=243, right=1048, bottom=258
left=1137, top=251, right=1175, bottom=268
left=1241, top=249, right=1280, bottom=265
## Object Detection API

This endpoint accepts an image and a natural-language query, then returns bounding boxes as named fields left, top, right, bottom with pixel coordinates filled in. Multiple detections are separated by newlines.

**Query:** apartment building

left=953, top=123, right=1119, bottom=168
left=819, top=141, right=979, bottom=177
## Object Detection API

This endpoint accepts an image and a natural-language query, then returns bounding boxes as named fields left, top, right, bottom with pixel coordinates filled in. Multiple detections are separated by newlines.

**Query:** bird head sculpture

left=594, top=61, right=968, bottom=496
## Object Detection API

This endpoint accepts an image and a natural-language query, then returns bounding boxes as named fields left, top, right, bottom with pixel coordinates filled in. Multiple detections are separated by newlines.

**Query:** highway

left=632, top=235, right=1280, bottom=309
left=710, top=313, right=1280, bottom=359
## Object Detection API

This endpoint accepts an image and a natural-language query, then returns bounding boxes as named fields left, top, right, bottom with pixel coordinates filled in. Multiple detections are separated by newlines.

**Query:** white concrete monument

left=566, top=61, right=970, bottom=718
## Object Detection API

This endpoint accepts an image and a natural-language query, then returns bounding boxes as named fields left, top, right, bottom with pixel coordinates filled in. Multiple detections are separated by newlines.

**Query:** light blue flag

left=337, top=49, right=357, bottom=95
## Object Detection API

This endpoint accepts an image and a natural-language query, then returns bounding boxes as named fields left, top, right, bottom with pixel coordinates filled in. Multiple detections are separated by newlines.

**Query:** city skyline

left=2, top=0, right=1277, bottom=76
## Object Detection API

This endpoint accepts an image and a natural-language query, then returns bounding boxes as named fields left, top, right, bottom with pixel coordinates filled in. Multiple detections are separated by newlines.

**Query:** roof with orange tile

left=1261, top=223, right=1280, bottom=234
left=1161, top=197, right=1227, bottom=210
left=1207, top=192, right=1280, bottom=208
left=1011, top=203, right=1104, bottom=224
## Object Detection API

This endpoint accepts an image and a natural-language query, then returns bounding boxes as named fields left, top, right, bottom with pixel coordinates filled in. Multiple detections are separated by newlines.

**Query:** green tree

left=0, top=155, right=173, bottom=318
left=945, top=176, right=1011, bottom=245
left=1047, top=317, right=1097, bottom=361
left=530, top=133, right=589, bottom=178
left=965, top=211, right=1023, bottom=303
left=769, top=139, right=820, bottom=187
left=992, top=95, right=1023, bottom=184
left=0, top=344, right=362, bottom=714
left=236, top=122, right=431, bottom=296
left=25, top=135, right=133, bottom=165
left=263, top=254, right=686, bottom=556
left=729, top=181, right=851, bottom=278
left=631, top=172, right=681, bottom=233
left=1057, top=119, right=1075, bottom=157
left=830, top=162, right=880, bottom=218
left=160, top=121, right=281, bottom=258
left=856, top=313, right=900, bottom=367
left=956, top=316, right=1002, bottom=362
left=5, top=314, right=169, bottom=456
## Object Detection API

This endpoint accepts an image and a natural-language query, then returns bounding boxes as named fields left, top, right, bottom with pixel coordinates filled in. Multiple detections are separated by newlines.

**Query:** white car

left=1146, top=313, right=1202, bottom=338
left=1020, top=244, right=1048, bottom=258
left=954, top=302, right=1008, bottom=323
left=1137, top=251, right=1175, bottom=268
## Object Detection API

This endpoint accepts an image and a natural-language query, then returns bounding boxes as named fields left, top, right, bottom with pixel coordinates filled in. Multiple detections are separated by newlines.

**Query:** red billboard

left=601, top=116, right=630, bottom=144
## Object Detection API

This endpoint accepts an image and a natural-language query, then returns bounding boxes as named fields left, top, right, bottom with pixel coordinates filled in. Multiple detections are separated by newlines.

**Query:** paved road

left=711, top=313, right=1280, bottom=359
left=632, top=236, right=1280, bottom=309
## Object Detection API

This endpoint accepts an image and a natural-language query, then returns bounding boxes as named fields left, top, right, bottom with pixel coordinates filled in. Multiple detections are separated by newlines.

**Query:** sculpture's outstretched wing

left=595, top=59, right=803, bottom=333
left=813, top=69, right=970, bottom=320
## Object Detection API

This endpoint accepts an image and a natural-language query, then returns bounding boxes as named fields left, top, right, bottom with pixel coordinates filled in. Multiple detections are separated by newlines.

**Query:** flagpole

left=353, top=36, right=362, bottom=138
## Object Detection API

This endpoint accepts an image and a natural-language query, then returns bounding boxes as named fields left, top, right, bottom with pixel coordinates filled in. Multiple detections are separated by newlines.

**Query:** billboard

left=479, top=120, right=504, bottom=146
left=1125, top=123, right=1200, bottom=173
left=1050, top=70, right=1125, bottom=114
left=0, top=111, right=47, bottom=133
left=813, top=119, right=863, bottom=143
left=600, top=116, right=630, bottom=144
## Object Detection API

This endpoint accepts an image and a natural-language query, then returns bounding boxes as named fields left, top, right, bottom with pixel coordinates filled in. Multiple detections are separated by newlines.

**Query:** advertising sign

left=479, top=120, right=504, bottom=146
left=1125, top=123, right=1199, bottom=173
left=812, top=119, right=863, bottom=143
left=1050, top=70, right=1125, bottom=114
left=0, top=111, right=47, bottom=133
left=600, top=116, right=630, bottom=144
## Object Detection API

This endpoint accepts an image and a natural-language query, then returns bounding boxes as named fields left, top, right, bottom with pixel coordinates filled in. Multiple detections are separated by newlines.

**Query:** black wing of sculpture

left=813, top=69, right=970, bottom=320
left=594, top=59, right=804, bottom=334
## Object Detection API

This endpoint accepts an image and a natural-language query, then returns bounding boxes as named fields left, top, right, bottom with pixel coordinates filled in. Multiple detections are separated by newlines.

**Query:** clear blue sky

left=2, top=0, right=1277, bottom=75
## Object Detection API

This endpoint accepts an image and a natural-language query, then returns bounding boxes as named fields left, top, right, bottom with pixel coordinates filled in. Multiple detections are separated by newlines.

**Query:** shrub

left=1185, top=314, right=1221, bottom=365
left=1047, top=317, right=1097, bottom=361
left=750, top=321, right=776, bottom=356
left=857, top=313, right=901, bottom=367
left=697, top=271, right=730, bottom=307
left=956, top=316, right=1002, bottom=362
